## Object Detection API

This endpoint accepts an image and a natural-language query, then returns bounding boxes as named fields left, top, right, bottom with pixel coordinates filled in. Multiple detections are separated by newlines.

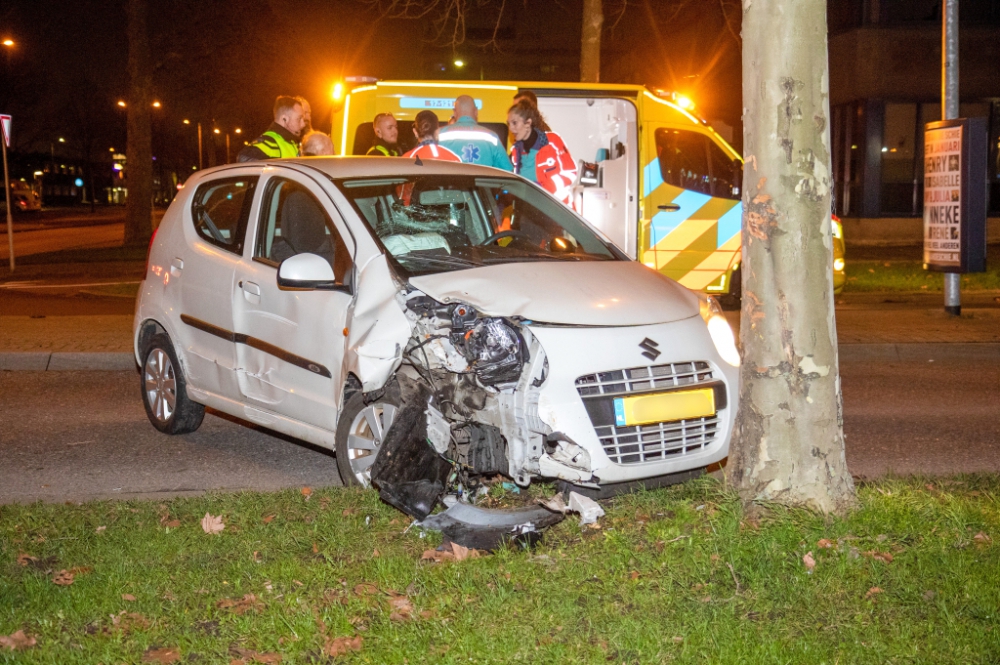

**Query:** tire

left=335, top=385, right=402, bottom=488
left=140, top=333, right=205, bottom=435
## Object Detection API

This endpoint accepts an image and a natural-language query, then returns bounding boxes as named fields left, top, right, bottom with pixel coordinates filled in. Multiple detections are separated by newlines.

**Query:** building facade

left=828, top=0, right=1000, bottom=220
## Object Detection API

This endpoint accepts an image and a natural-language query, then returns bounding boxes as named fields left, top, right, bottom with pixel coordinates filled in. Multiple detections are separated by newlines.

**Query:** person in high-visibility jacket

left=237, top=96, right=306, bottom=162
left=507, top=99, right=577, bottom=207
left=366, top=113, right=401, bottom=156
left=438, top=95, right=512, bottom=171
left=403, top=111, right=461, bottom=162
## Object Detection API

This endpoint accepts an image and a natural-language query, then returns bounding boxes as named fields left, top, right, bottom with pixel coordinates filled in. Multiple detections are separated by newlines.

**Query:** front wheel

left=335, top=386, right=401, bottom=487
left=140, top=333, right=205, bottom=434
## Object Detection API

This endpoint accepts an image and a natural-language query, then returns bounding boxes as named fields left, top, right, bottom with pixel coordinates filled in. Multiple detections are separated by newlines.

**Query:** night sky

left=0, top=0, right=743, bottom=159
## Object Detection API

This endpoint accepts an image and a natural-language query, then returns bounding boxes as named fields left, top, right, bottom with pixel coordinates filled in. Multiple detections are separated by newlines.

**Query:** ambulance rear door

left=536, top=95, right=639, bottom=258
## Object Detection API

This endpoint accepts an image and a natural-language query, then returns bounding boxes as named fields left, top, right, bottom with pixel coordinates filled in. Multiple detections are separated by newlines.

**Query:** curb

left=839, top=343, right=1000, bottom=362
left=0, top=352, right=136, bottom=371
left=2, top=344, right=998, bottom=371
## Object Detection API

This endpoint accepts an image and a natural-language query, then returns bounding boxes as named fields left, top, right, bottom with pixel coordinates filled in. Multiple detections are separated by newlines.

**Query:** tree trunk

left=727, top=0, right=855, bottom=514
left=124, top=0, right=153, bottom=247
left=580, top=0, right=603, bottom=83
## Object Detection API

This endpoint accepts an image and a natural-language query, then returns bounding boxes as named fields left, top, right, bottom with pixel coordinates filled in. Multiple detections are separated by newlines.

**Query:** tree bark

left=728, top=0, right=855, bottom=514
left=124, top=0, right=153, bottom=247
left=580, top=0, right=603, bottom=83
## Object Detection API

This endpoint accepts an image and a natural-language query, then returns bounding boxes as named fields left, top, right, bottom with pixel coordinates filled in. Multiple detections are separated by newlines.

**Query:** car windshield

left=335, top=175, right=619, bottom=276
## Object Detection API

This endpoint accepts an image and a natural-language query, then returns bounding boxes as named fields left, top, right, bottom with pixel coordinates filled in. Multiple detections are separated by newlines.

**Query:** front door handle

left=170, top=258, right=184, bottom=276
left=242, top=280, right=261, bottom=304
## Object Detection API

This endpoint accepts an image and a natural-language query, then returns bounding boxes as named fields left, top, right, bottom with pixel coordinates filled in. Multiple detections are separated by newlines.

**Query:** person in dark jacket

left=237, top=96, right=306, bottom=161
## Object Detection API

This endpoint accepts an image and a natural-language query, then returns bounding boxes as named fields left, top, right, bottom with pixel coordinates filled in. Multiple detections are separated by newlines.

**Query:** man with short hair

left=237, top=96, right=306, bottom=161
left=301, top=131, right=335, bottom=156
left=366, top=113, right=400, bottom=156
left=438, top=95, right=512, bottom=171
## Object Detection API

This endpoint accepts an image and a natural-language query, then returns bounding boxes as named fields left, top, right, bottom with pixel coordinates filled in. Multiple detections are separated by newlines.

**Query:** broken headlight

left=451, top=305, right=526, bottom=385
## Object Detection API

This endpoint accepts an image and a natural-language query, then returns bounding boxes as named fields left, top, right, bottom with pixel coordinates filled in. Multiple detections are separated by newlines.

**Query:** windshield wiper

left=396, top=254, right=483, bottom=269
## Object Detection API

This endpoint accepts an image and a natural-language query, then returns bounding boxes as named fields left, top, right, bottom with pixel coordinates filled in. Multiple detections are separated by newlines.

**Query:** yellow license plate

left=613, top=388, right=716, bottom=427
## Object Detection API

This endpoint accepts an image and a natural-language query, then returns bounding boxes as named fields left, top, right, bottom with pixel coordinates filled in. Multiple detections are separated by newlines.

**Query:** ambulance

left=332, top=80, right=846, bottom=302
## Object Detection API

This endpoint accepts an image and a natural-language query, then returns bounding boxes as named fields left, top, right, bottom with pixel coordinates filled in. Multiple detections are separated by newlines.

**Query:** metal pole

left=225, top=133, right=230, bottom=164
left=943, top=0, right=961, bottom=315
left=2, top=138, right=14, bottom=271
left=197, top=122, right=203, bottom=170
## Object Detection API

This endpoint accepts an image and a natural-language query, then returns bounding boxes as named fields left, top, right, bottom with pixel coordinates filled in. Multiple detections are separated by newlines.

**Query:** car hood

left=407, top=261, right=701, bottom=326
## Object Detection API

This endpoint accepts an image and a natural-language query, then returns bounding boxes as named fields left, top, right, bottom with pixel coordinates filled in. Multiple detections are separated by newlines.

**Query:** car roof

left=254, top=156, right=515, bottom=180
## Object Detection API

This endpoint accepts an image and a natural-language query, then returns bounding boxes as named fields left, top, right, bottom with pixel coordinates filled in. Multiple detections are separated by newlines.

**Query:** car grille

left=575, top=361, right=721, bottom=466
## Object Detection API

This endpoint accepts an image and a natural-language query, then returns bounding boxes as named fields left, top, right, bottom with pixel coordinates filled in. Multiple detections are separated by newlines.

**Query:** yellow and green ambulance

left=331, top=80, right=846, bottom=301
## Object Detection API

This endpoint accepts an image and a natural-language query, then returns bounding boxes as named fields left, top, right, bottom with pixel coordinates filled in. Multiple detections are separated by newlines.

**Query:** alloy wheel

left=144, top=348, right=177, bottom=424
left=346, top=402, right=398, bottom=486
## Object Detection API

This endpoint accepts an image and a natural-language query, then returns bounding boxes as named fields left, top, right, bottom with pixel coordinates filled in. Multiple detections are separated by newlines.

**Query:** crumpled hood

left=408, top=261, right=700, bottom=326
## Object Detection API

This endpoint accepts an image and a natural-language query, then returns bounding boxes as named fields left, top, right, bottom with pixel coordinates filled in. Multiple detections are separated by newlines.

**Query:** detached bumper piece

left=370, top=386, right=452, bottom=520
left=417, top=497, right=564, bottom=551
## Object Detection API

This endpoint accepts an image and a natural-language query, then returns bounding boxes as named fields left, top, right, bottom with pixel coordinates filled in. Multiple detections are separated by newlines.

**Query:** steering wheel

left=478, top=229, right=530, bottom=246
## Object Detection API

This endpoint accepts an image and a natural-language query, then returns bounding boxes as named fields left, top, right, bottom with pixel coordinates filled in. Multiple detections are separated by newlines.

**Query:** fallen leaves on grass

left=201, top=513, right=225, bottom=534
left=142, top=646, right=181, bottom=663
left=262, top=514, right=276, bottom=524
left=110, top=611, right=151, bottom=634
left=864, top=550, right=894, bottom=563
left=388, top=594, right=414, bottom=622
left=325, top=635, right=363, bottom=657
left=421, top=542, right=484, bottom=563
left=301, top=487, right=312, bottom=501
left=974, top=531, right=992, bottom=544
left=52, top=569, right=84, bottom=586
left=16, top=553, right=37, bottom=567
left=216, top=594, right=264, bottom=615
left=122, top=593, right=136, bottom=602
left=231, top=646, right=282, bottom=663
left=0, top=630, right=36, bottom=650
left=817, top=538, right=835, bottom=549
left=802, top=552, right=816, bottom=571
left=353, top=583, right=380, bottom=597
left=865, top=587, right=883, bottom=600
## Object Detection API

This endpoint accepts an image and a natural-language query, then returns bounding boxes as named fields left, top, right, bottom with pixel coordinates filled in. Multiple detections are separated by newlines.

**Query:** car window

left=336, top=174, right=618, bottom=277
left=707, top=140, right=742, bottom=200
left=254, top=178, right=353, bottom=284
left=190, top=176, right=258, bottom=253
left=654, top=128, right=711, bottom=195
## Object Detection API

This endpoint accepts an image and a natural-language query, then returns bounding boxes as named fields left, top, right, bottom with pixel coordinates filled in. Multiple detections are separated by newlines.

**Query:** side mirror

left=277, top=253, right=337, bottom=290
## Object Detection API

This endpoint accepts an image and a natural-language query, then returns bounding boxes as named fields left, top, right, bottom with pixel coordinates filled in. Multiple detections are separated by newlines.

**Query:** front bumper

left=526, top=315, right=739, bottom=484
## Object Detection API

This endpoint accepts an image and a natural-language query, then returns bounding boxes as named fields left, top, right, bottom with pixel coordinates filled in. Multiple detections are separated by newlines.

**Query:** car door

left=231, top=169, right=355, bottom=431
left=174, top=171, right=260, bottom=399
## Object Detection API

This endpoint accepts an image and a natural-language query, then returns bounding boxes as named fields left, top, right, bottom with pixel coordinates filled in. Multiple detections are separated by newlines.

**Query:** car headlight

left=833, top=257, right=845, bottom=272
left=700, top=296, right=740, bottom=367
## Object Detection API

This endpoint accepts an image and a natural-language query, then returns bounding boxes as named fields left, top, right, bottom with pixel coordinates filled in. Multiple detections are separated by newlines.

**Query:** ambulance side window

left=654, top=128, right=711, bottom=195
left=707, top=141, right=742, bottom=200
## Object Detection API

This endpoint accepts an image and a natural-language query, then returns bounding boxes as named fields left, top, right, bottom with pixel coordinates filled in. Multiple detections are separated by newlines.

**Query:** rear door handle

left=242, top=280, right=261, bottom=304
left=170, top=258, right=184, bottom=276
left=657, top=204, right=681, bottom=212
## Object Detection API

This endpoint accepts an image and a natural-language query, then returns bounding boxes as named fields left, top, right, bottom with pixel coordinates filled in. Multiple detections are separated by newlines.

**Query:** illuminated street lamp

left=152, top=101, right=161, bottom=108
left=2, top=39, right=13, bottom=47
left=454, top=59, right=465, bottom=68
left=117, top=100, right=126, bottom=108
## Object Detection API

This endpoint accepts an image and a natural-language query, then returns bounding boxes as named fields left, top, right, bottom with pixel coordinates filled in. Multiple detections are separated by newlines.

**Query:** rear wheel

left=140, top=333, right=205, bottom=435
left=335, top=386, right=401, bottom=487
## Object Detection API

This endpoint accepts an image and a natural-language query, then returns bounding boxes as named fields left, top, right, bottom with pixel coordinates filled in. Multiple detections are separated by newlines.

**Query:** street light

left=454, top=59, right=465, bottom=68
left=2, top=39, right=13, bottom=47
left=152, top=101, right=161, bottom=108
left=117, top=100, right=126, bottom=108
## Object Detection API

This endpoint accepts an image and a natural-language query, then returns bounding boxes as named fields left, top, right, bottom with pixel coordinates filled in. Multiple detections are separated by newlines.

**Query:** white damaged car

left=134, top=158, right=740, bottom=525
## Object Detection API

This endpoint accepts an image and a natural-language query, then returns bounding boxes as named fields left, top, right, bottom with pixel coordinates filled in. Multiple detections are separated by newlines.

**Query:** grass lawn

left=2, top=477, right=999, bottom=664
left=844, top=258, right=1000, bottom=293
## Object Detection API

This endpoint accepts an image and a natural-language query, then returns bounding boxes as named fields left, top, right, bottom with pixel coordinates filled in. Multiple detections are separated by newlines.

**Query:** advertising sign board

left=922, top=117, right=987, bottom=273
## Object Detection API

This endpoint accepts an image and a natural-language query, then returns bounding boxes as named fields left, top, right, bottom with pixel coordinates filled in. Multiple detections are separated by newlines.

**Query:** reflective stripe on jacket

left=403, top=141, right=462, bottom=162
left=252, top=130, right=299, bottom=158
left=438, top=117, right=513, bottom=171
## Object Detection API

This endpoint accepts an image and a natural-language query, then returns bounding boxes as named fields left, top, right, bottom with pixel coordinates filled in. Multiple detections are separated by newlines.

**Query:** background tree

left=580, top=0, right=603, bottom=82
left=728, top=0, right=855, bottom=513
left=124, top=0, right=153, bottom=246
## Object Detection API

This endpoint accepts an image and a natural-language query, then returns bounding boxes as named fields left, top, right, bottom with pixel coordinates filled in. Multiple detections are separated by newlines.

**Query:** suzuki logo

left=639, top=337, right=661, bottom=361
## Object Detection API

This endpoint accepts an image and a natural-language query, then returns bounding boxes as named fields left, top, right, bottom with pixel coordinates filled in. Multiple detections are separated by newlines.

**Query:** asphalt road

left=1, top=360, right=997, bottom=504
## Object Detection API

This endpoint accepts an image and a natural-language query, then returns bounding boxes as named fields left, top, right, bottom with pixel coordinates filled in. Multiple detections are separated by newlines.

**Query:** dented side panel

left=345, top=254, right=413, bottom=392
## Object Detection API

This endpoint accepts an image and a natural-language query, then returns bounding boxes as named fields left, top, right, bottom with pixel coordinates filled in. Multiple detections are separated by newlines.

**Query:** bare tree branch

left=719, top=0, right=741, bottom=45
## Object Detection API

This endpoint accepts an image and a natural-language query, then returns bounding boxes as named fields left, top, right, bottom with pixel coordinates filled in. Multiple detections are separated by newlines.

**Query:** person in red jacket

left=403, top=110, right=461, bottom=163
left=507, top=99, right=577, bottom=207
